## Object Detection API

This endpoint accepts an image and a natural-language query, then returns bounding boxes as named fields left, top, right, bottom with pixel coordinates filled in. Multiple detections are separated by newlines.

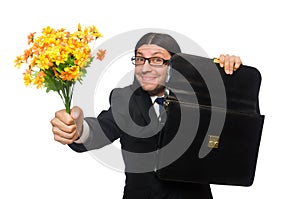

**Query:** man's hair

left=135, top=32, right=181, bottom=55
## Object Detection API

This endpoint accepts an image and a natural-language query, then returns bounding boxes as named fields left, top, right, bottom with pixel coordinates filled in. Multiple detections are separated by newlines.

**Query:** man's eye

left=152, top=58, right=163, bottom=63
left=136, top=57, right=144, bottom=62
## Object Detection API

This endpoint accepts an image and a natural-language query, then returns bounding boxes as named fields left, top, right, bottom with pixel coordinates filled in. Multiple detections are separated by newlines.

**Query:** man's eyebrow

left=136, top=51, right=164, bottom=56
left=152, top=52, right=164, bottom=56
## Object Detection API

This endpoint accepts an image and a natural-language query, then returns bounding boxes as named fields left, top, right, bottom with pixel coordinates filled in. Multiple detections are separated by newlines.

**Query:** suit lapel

left=130, top=85, right=156, bottom=124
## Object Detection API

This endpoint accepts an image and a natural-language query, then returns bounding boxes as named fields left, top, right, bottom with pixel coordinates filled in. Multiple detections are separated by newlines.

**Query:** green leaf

left=44, top=75, right=62, bottom=93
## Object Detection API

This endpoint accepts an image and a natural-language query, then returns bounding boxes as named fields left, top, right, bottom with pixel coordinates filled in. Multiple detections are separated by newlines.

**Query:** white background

left=1, top=0, right=299, bottom=198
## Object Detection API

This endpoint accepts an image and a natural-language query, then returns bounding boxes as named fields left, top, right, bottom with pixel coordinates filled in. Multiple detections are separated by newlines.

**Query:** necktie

left=155, top=97, right=165, bottom=122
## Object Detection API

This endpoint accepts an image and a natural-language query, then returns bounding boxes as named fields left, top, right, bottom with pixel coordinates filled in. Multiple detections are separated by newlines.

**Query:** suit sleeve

left=68, top=89, right=124, bottom=152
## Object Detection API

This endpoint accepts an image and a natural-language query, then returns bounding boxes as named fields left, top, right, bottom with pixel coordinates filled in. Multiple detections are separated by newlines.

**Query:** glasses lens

left=132, top=56, right=168, bottom=66
left=133, top=56, right=145, bottom=65
left=149, top=57, right=164, bottom=66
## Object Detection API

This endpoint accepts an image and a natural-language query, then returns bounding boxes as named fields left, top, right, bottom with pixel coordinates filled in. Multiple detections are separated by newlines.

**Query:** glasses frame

left=131, top=56, right=170, bottom=67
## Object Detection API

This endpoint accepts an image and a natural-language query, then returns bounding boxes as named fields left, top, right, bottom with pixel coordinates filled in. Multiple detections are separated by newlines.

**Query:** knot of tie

left=155, top=97, right=165, bottom=106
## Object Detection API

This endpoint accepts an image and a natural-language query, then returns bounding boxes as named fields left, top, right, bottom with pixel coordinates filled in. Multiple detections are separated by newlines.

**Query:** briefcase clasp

left=213, top=58, right=220, bottom=64
left=208, top=135, right=220, bottom=148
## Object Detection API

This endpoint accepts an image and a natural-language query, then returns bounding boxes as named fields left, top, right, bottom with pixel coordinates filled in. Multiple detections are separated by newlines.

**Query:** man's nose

left=141, top=60, right=152, bottom=73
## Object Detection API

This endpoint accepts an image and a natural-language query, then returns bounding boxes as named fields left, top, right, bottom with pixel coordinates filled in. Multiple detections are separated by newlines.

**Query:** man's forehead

left=137, top=44, right=168, bottom=52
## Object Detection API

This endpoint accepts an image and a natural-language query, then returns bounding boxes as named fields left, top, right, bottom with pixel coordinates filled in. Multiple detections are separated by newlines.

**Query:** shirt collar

left=150, top=95, right=164, bottom=104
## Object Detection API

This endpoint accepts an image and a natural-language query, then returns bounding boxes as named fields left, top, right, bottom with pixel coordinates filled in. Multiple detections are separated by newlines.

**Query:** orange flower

left=60, top=65, right=80, bottom=81
left=97, top=49, right=106, bottom=61
left=23, top=49, right=32, bottom=62
left=52, top=68, right=59, bottom=77
left=27, top=32, right=36, bottom=45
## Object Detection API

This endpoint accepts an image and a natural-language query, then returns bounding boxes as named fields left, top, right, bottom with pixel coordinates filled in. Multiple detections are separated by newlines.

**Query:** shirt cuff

left=74, top=119, right=90, bottom=144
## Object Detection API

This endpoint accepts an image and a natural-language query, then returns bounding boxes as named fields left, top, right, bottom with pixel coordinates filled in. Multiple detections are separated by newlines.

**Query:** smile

left=141, top=76, right=157, bottom=82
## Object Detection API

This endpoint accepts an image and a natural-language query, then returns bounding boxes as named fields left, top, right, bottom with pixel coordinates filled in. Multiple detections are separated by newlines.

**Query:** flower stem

left=60, top=81, right=74, bottom=114
left=65, top=94, right=71, bottom=114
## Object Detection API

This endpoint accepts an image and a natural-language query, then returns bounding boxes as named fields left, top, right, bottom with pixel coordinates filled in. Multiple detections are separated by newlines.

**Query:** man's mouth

left=141, top=76, right=157, bottom=82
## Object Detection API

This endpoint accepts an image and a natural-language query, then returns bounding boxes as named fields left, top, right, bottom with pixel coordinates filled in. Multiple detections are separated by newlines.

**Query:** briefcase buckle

left=208, top=135, right=220, bottom=148
left=213, top=58, right=220, bottom=64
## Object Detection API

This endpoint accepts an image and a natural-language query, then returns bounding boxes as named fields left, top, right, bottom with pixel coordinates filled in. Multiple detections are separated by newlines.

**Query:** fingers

left=218, top=54, right=242, bottom=75
left=233, top=56, right=242, bottom=71
left=54, top=109, right=75, bottom=125
left=52, top=125, right=78, bottom=145
left=51, top=116, right=76, bottom=135
left=50, top=109, right=79, bottom=145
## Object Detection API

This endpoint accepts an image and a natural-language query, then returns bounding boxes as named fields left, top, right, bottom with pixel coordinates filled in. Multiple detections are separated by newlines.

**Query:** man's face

left=134, top=44, right=171, bottom=96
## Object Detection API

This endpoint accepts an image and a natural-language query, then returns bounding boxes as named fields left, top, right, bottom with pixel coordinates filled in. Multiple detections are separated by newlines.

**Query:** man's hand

left=218, top=54, right=242, bottom=75
left=50, top=106, right=84, bottom=145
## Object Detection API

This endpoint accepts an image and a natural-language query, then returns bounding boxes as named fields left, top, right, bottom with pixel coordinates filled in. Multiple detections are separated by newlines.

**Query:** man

left=51, top=32, right=242, bottom=198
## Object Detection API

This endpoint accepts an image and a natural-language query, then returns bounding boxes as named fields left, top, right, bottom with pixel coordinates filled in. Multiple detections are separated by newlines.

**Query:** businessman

left=51, top=32, right=242, bottom=198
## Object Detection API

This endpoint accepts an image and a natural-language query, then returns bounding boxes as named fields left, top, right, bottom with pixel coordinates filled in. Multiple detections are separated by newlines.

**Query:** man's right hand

left=50, top=106, right=84, bottom=145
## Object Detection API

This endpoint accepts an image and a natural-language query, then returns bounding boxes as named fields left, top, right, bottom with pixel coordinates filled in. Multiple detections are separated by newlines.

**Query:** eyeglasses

left=131, top=56, right=170, bottom=67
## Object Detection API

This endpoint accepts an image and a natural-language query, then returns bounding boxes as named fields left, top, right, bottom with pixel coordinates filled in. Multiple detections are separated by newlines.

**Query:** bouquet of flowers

left=14, top=24, right=106, bottom=113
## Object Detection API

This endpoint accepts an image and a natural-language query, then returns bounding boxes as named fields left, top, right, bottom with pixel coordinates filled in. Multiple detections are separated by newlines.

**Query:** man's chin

left=141, top=85, right=165, bottom=96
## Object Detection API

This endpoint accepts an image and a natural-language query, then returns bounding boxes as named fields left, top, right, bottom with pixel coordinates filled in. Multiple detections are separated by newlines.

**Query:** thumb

left=70, top=106, right=84, bottom=136
left=70, top=106, right=82, bottom=120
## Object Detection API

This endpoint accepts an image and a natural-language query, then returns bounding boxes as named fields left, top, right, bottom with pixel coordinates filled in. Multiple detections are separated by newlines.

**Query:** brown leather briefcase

left=156, top=53, right=265, bottom=186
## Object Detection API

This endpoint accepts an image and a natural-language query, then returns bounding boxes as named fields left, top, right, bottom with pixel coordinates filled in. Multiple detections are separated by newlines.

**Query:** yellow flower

left=33, top=71, right=46, bottom=88
left=78, top=23, right=82, bottom=31
left=90, top=25, right=102, bottom=38
left=36, top=54, right=52, bottom=70
left=23, top=69, right=32, bottom=86
left=14, top=56, right=23, bottom=68
left=42, top=26, right=55, bottom=35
